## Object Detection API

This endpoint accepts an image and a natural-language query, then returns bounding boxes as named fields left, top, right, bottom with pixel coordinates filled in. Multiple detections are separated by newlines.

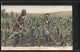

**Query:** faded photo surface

left=1, top=5, right=72, bottom=50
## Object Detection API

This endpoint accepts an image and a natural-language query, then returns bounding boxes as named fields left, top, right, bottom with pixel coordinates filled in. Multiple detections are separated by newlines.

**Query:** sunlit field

left=1, top=9, right=72, bottom=48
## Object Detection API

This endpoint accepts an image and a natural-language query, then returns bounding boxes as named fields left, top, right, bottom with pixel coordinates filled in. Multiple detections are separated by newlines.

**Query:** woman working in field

left=13, top=9, right=26, bottom=31
left=12, top=9, right=26, bottom=46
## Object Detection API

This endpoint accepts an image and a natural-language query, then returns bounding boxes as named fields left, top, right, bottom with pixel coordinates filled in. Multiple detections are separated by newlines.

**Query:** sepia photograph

left=1, top=5, right=73, bottom=50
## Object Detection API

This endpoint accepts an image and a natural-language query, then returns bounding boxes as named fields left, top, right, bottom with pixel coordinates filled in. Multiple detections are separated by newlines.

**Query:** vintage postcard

left=1, top=5, right=72, bottom=50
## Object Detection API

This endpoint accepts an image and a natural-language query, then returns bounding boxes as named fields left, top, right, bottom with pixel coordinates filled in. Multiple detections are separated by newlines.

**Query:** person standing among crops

left=43, top=14, right=58, bottom=45
left=43, top=13, right=52, bottom=42
left=13, top=9, right=26, bottom=46
left=13, top=9, right=26, bottom=31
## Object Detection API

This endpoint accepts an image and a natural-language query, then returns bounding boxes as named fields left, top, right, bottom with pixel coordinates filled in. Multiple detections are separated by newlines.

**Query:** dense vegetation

left=1, top=9, right=72, bottom=47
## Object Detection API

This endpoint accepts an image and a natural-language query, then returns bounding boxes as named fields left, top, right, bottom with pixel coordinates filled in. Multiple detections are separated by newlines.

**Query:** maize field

left=1, top=9, right=72, bottom=47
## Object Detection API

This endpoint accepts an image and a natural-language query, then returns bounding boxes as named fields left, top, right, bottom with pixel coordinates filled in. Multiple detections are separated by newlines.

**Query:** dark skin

left=17, top=16, right=25, bottom=30
left=43, top=15, right=51, bottom=42
left=43, top=15, right=58, bottom=45
left=14, top=9, right=26, bottom=31
left=13, top=9, right=26, bottom=46
left=13, top=15, right=26, bottom=32
left=43, top=15, right=52, bottom=29
left=14, top=16, right=26, bottom=46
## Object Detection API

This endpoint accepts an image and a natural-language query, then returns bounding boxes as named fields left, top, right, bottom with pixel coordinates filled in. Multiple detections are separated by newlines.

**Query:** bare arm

left=15, top=16, right=22, bottom=28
